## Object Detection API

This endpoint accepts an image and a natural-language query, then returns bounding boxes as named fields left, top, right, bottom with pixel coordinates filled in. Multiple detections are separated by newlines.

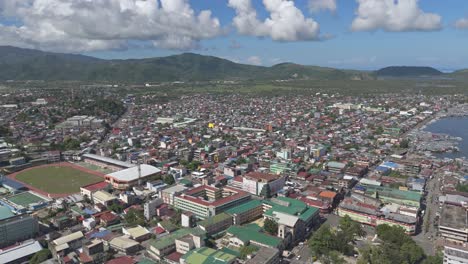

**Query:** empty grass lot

left=15, top=165, right=103, bottom=194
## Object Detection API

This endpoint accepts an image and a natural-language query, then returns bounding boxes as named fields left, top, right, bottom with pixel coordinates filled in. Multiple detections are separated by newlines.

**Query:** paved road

left=412, top=170, right=442, bottom=255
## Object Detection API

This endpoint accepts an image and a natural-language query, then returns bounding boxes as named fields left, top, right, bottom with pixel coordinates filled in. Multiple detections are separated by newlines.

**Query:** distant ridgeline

left=0, top=46, right=465, bottom=82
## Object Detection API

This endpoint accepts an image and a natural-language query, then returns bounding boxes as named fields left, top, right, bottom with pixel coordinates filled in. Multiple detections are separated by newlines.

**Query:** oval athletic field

left=7, top=162, right=106, bottom=198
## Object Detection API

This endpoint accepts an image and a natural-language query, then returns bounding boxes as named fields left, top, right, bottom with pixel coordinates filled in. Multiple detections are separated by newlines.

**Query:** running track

left=7, top=162, right=106, bottom=198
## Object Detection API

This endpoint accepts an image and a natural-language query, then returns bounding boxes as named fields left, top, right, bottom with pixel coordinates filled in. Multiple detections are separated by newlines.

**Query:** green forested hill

left=0, top=46, right=372, bottom=82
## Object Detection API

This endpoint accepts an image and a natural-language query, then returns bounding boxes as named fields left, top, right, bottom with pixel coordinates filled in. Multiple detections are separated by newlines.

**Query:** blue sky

left=1, top=0, right=468, bottom=70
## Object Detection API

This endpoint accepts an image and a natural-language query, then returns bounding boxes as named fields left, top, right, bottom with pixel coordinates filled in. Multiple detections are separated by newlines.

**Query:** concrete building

left=197, top=213, right=233, bottom=235
left=242, top=172, right=286, bottom=197
left=123, top=225, right=151, bottom=242
left=225, top=200, right=264, bottom=225
left=146, top=228, right=206, bottom=260
left=109, top=236, right=140, bottom=254
left=51, top=231, right=84, bottom=259
left=0, top=214, right=39, bottom=248
left=80, top=181, right=109, bottom=199
left=174, top=186, right=251, bottom=219
left=439, top=204, right=468, bottom=244
left=226, top=225, right=283, bottom=250
left=444, top=244, right=468, bottom=264
left=363, top=185, right=422, bottom=208
left=144, top=198, right=163, bottom=220
left=160, top=185, right=188, bottom=206
left=245, top=247, right=280, bottom=264
left=338, top=197, right=418, bottom=234
left=263, top=197, right=320, bottom=245
left=92, top=190, right=117, bottom=206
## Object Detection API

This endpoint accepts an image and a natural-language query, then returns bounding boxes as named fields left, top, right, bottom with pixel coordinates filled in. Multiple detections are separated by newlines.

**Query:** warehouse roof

left=106, top=165, right=161, bottom=182
left=83, top=153, right=134, bottom=168
left=182, top=247, right=237, bottom=264
left=110, top=236, right=139, bottom=249
left=364, top=185, right=422, bottom=202
left=0, top=240, right=42, bottom=263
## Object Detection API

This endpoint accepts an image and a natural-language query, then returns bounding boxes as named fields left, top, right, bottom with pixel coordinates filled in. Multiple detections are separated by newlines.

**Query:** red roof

left=233, top=176, right=243, bottom=182
left=185, top=185, right=219, bottom=195
left=178, top=186, right=250, bottom=207
left=154, top=226, right=166, bottom=235
left=165, top=252, right=183, bottom=262
left=319, top=191, right=337, bottom=199
left=106, top=256, right=135, bottom=264
left=82, top=181, right=108, bottom=191
left=100, top=211, right=118, bottom=222
left=79, top=253, right=93, bottom=263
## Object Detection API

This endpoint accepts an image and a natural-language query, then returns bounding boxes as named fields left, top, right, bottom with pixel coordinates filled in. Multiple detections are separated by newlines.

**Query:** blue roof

left=1, top=178, right=26, bottom=190
left=376, top=166, right=390, bottom=172
left=84, top=208, right=98, bottom=215
left=381, top=161, right=399, bottom=169
left=89, top=230, right=111, bottom=239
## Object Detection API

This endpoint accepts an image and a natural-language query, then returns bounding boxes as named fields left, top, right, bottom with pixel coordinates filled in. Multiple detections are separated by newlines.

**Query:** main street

left=412, top=168, right=443, bottom=256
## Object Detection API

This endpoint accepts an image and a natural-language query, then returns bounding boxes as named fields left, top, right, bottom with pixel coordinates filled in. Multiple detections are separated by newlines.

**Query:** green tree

left=264, top=218, right=278, bottom=235
left=321, top=250, right=346, bottom=264
left=422, top=252, right=443, bottom=264
left=259, top=184, right=272, bottom=198
left=30, top=249, right=51, bottom=264
left=357, top=245, right=392, bottom=264
left=309, top=224, right=336, bottom=257
left=239, top=245, right=258, bottom=259
left=399, top=139, right=410, bottom=148
left=108, top=203, right=124, bottom=213
left=124, top=208, right=146, bottom=227
left=163, top=175, right=175, bottom=185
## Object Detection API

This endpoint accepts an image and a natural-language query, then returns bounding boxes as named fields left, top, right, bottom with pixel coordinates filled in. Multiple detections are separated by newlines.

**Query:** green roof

left=243, top=223, right=262, bottom=232
left=225, top=200, right=263, bottom=215
left=71, top=205, right=85, bottom=215
left=263, top=197, right=307, bottom=216
left=226, top=226, right=281, bottom=248
left=298, top=207, right=319, bottom=221
left=148, top=228, right=206, bottom=250
left=220, top=247, right=241, bottom=257
left=0, top=206, right=14, bottom=220
left=137, top=258, right=156, bottom=264
left=106, top=223, right=125, bottom=232
left=198, top=213, right=232, bottom=227
left=364, top=185, right=422, bottom=202
left=182, top=247, right=237, bottom=264
left=160, top=220, right=178, bottom=232
left=179, top=179, right=193, bottom=186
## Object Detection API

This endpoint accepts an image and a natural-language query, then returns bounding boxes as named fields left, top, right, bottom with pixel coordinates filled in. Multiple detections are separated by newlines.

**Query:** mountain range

left=0, top=46, right=466, bottom=82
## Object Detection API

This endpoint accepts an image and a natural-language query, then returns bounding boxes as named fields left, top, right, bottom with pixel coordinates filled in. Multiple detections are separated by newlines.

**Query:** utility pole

left=138, top=159, right=142, bottom=186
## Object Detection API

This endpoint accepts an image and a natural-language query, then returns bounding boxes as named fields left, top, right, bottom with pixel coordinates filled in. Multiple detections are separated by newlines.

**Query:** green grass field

left=7, top=191, right=48, bottom=207
left=15, top=166, right=103, bottom=194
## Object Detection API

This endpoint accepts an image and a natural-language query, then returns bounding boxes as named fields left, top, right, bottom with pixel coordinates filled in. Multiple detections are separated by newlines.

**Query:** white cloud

left=247, top=56, right=262, bottom=66
left=351, top=0, right=442, bottom=32
left=455, top=18, right=468, bottom=29
left=309, top=0, right=337, bottom=13
left=0, top=0, right=222, bottom=52
left=228, top=0, right=320, bottom=41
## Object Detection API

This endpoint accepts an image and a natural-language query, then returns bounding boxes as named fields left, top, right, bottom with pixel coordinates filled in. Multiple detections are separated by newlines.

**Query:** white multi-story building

left=444, top=245, right=468, bottom=264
